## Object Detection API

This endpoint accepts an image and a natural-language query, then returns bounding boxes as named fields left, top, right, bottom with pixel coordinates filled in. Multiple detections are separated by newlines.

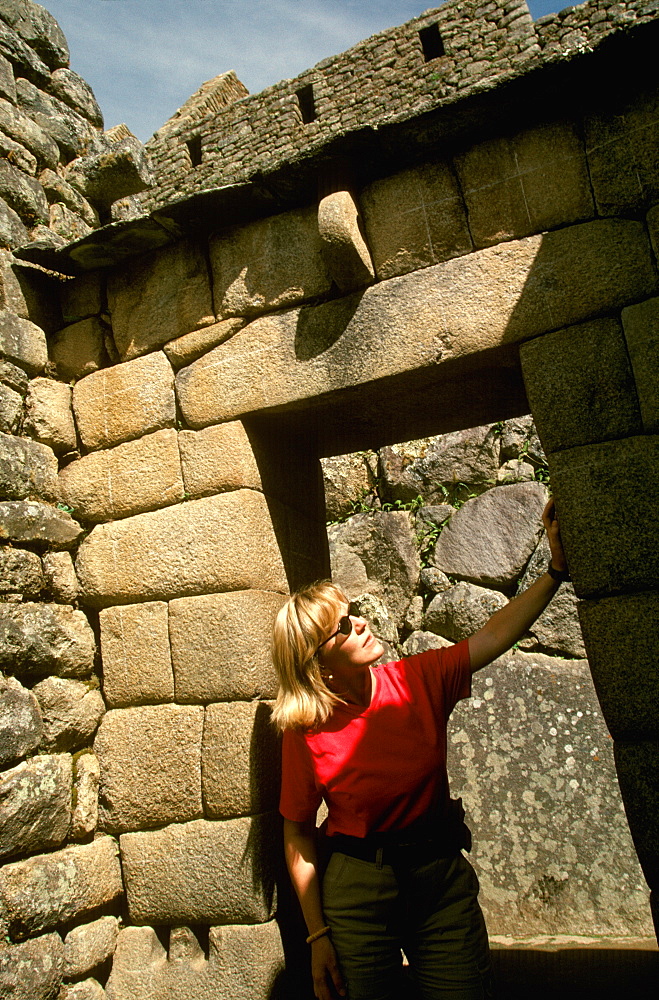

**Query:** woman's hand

left=542, top=497, right=568, bottom=572
left=468, top=495, right=569, bottom=672
left=311, top=935, right=346, bottom=1000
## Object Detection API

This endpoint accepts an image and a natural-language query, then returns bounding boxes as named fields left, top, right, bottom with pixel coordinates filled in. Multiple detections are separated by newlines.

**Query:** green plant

left=56, top=502, right=75, bottom=514
left=381, top=495, right=424, bottom=514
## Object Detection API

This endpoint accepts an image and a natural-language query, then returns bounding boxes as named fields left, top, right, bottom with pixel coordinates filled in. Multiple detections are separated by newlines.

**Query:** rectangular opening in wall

left=186, top=134, right=203, bottom=167
left=296, top=84, right=317, bottom=124
left=419, top=23, right=445, bottom=61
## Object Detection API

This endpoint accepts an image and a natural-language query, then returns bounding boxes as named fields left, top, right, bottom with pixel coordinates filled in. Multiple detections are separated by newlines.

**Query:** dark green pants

left=322, top=851, right=493, bottom=1000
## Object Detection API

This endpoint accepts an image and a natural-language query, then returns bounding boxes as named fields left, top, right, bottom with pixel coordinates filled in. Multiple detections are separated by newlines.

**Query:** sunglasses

left=316, top=601, right=361, bottom=652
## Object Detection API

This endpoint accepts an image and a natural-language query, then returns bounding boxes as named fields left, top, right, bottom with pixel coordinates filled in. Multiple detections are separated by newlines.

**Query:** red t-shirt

left=279, top=641, right=471, bottom=838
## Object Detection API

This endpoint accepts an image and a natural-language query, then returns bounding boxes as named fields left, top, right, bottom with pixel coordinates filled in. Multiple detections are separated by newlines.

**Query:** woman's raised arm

left=467, top=498, right=568, bottom=673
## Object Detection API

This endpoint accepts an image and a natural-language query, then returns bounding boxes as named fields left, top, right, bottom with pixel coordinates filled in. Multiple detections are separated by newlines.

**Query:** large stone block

left=448, top=651, right=652, bottom=937
left=454, top=121, right=593, bottom=247
left=0, top=753, right=71, bottom=861
left=0, top=358, right=28, bottom=395
left=614, top=741, right=659, bottom=889
left=65, top=134, right=152, bottom=209
left=105, top=921, right=283, bottom=1000
left=64, top=915, right=119, bottom=978
left=578, top=591, right=659, bottom=740
left=50, top=201, right=93, bottom=243
left=622, top=296, right=659, bottom=433
left=169, top=590, right=284, bottom=702
left=517, top=533, right=585, bottom=659
left=0, top=307, right=47, bottom=374
left=0, top=429, right=59, bottom=502
left=0, top=14, right=53, bottom=85
left=520, top=318, right=642, bottom=453
left=432, top=482, right=548, bottom=588
left=0, top=0, right=70, bottom=70
left=25, top=376, right=77, bottom=453
left=73, top=352, right=176, bottom=451
left=328, top=511, right=420, bottom=626
left=379, top=424, right=501, bottom=505
left=321, top=451, right=377, bottom=521
left=0, top=674, right=42, bottom=767
left=33, top=676, right=105, bottom=753
left=586, top=91, right=659, bottom=215
left=108, top=241, right=214, bottom=361
left=0, top=933, right=64, bottom=1000
left=424, top=582, right=508, bottom=641
left=550, top=435, right=659, bottom=598
left=40, top=168, right=99, bottom=229
left=50, top=317, right=108, bottom=382
left=202, top=701, right=280, bottom=819
left=163, top=316, right=244, bottom=370
left=48, top=67, right=103, bottom=126
left=177, top=221, right=656, bottom=427
left=120, top=814, right=278, bottom=925
left=76, top=491, right=287, bottom=608
left=99, top=601, right=174, bottom=707
left=0, top=156, right=49, bottom=223
left=360, top=161, right=472, bottom=280
left=94, top=704, right=204, bottom=833
left=0, top=602, right=96, bottom=682
left=178, top=422, right=261, bottom=499
left=318, top=189, right=374, bottom=292
left=0, top=499, right=83, bottom=549
left=0, top=51, right=15, bottom=104
left=0, top=545, right=43, bottom=597
left=60, top=428, right=184, bottom=523
left=210, top=205, right=331, bottom=318
left=0, top=835, right=123, bottom=940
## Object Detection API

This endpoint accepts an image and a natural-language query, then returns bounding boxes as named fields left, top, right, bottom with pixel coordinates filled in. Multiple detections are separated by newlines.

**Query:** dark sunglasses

left=316, top=601, right=361, bottom=652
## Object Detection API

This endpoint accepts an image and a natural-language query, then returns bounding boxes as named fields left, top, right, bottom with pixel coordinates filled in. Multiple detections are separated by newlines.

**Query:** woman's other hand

left=311, top=934, right=346, bottom=1000
left=542, top=497, right=568, bottom=572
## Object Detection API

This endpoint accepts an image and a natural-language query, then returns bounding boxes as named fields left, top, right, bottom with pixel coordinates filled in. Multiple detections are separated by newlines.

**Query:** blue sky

left=41, top=1, right=569, bottom=142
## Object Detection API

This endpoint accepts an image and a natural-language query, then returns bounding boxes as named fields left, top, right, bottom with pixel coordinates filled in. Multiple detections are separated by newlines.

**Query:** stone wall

left=0, top=0, right=151, bottom=252
left=1, top=1, right=659, bottom=998
left=138, top=0, right=659, bottom=216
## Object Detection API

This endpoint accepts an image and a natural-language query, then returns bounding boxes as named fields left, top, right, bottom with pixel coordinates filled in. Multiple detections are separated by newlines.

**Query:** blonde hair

left=271, top=581, right=348, bottom=732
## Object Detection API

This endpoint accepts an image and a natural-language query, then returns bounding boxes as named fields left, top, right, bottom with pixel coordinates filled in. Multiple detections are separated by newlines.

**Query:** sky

left=41, top=0, right=569, bottom=142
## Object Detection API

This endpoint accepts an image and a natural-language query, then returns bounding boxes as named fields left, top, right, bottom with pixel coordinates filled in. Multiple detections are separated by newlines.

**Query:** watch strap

left=547, top=560, right=571, bottom=583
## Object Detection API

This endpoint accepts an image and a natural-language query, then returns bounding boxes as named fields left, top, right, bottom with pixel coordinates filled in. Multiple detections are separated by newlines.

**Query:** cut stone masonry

left=1, top=2, right=659, bottom=998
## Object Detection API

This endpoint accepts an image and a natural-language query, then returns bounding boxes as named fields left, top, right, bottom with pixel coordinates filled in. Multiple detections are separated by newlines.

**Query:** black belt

left=328, top=832, right=460, bottom=867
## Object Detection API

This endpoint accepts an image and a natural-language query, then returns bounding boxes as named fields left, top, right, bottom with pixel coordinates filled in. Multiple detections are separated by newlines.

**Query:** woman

left=272, top=499, right=569, bottom=1000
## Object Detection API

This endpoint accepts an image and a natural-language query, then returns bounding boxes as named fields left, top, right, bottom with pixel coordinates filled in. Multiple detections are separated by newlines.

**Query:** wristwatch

left=547, top=560, right=571, bottom=583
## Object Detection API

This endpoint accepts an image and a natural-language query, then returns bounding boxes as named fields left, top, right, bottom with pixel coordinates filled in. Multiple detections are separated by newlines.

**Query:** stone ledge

left=176, top=219, right=657, bottom=427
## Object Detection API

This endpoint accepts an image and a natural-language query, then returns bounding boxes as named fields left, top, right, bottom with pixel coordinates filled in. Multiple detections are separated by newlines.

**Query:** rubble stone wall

left=0, top=0, right=151, bottom=252
left=1, top=2, right=659, bottom=999
left=140, top=0, right=658, bottom=214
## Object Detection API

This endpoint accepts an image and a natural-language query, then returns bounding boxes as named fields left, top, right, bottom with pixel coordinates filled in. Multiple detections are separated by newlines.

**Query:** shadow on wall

left=295, top=290, right=365, bottom=360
